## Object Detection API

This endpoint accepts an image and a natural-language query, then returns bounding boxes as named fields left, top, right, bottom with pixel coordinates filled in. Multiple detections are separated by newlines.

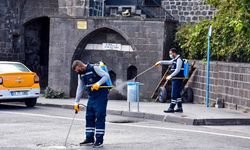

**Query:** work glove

left=154, top=61, right=161, bottom=67
left=91, top=83, right=100, bottom=91
left=166, top=75, right=172, bottom=80
left=74, top=103, right=80, bottom=114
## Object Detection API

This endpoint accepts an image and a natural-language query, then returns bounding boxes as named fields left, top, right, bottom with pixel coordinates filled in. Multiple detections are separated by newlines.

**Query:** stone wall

left=59, top=0, right=88, bottom=17
left=162, top=0, right=216, bottom=22
left=49, top=17, right=176, bottom=98
left=187, top=61, right=250, bottom=111
left=0, top=0, right=58, bottom=62
left=0, top=0, right=22, bottom=61
left=22, top=0, right=58, bottom=22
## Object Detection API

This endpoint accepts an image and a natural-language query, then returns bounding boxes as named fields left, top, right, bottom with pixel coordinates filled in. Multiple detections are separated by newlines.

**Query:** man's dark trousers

left=85, top=93, right=108, bottom=143
left=170, top=79, right=183, bottom=109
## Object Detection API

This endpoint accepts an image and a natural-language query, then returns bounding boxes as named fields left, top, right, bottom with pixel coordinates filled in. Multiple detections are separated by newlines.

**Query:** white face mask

left=169, top=54, right=173, bottom=59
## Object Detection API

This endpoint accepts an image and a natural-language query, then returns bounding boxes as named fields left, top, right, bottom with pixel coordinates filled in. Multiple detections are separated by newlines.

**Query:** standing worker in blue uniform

left=72, top=60, right=110, bottom=148
left=155, top=48, right=184, bottom=113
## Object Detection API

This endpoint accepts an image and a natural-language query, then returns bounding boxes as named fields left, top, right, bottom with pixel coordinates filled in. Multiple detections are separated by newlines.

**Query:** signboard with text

left=102, top=43, right=121, bottom=50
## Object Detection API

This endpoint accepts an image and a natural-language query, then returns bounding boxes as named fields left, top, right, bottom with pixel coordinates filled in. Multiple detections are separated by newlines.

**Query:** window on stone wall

left=127, top=65, right=137, bottom=80
left=110, top=7, right=118, bottom=16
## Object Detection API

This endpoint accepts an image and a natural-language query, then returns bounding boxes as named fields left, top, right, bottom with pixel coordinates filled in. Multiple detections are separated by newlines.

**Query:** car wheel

left=25, top=98, right=37, bottom=107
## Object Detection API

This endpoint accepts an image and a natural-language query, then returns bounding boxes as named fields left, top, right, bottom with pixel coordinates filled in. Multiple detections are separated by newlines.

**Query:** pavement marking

left=2, top=111, right=250, bottom=140
left=112, top=123, right=250, bottom=140
left=0, top=111, right=83, bottom=121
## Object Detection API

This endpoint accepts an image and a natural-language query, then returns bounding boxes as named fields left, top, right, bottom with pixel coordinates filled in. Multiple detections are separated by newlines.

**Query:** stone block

left=58, top=0, right=67, bottom=7
left=202, top=11, right=207, bottom=15
left=163, top=1, right=170, bottom=5
left=74, top=7, right=84, bottom=16
left=172, top=10, right=178, bottom=15
left=182, top=2, right=188, bottom=6
left=184, top=11, right=189, bottom=15
left=187, top=6, right=192, bottom=11
left=170, top=1, right=175, bottom=5
left=171, top=5, right=176, bottom=9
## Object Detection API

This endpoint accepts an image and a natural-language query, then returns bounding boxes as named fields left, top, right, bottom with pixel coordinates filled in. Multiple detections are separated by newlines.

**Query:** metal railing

left=88, top=0, right=176, bottom=20
left=138, top=0, right=175, bottom=20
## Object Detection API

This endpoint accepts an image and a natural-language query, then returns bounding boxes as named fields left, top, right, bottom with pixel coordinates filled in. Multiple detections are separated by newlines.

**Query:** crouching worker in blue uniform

left=72, top=60, right=110, bottom=148
left=155, top=48, right=184, bottom=113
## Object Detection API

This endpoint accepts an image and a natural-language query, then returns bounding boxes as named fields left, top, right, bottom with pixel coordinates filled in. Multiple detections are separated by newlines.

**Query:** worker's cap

left=169, top=48, right=177, bottom=53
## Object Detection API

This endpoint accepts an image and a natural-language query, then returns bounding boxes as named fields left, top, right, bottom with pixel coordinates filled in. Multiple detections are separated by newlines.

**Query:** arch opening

left=127, top=65, right=137, bottom=80
left=70, top=27, right=136, bottom=98
left=24, top=17, right=50, bottom=90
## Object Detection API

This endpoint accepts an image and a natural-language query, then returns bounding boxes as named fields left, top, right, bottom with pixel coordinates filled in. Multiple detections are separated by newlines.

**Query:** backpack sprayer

left=99, top=61, right=113, bottom=87
left=82, top=61, right=113, bottom=89
left=87, top=61, right=113, bottom=89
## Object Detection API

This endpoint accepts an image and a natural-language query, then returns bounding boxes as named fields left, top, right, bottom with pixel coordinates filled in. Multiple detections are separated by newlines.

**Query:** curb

left=36, top=103, right=250, bottom=126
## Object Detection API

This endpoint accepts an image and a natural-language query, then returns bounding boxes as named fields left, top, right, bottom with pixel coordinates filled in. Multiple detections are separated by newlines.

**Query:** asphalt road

left=1, top=103, right=250, bottom=150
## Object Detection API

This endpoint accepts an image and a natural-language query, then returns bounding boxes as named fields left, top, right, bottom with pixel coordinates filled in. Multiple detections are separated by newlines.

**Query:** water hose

left=130, top=65, right=155, bottom=81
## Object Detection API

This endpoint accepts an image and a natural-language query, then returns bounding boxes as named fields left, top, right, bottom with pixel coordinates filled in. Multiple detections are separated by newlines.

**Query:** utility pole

left=206, top=25, right=212, bottom=108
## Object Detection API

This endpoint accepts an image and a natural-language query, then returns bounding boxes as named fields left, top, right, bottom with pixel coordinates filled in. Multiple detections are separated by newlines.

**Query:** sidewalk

left=37, top=97, right=250, bottom=126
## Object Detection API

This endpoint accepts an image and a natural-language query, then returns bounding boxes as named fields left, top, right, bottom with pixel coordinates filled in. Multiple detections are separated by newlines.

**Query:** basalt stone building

left=0, top=0, right=215, bottom=99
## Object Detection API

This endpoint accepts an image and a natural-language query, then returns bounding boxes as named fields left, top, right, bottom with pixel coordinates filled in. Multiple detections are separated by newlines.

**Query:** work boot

left=163, top=108, right=174, bottom=113
left=177, top=101, right=182, bottom=109
left=80, top=139, right=94, bottom=146
left=93, top=141, right=103, bottom=148
left=175, top=108, right=183, bottom=113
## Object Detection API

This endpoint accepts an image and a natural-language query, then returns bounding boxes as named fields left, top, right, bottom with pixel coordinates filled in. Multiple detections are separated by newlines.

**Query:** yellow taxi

left=0, top=61, right=40, bottom=107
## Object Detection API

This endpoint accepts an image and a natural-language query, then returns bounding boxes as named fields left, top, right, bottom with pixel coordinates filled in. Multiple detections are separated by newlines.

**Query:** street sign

left=102, top=43, right=121, bottom=50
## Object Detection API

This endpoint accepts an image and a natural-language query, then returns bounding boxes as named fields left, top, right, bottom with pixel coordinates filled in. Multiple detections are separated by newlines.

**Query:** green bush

left=44, top=87, right=65, bottom=99
left=176, top=0, right=250, bottom=62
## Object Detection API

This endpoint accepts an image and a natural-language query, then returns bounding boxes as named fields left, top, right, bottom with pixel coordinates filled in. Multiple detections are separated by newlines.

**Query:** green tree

left=176, top=0, right=250, bottom=62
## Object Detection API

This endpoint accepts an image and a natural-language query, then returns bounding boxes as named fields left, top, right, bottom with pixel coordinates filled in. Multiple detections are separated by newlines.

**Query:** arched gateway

left=70, top=27, right=137, bottom=98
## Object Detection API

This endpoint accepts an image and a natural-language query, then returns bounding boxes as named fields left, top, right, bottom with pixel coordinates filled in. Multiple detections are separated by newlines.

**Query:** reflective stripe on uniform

left=80, top=72, right=94, bottom=78
left=177, top=98, right=182, bottom=102
left=86, top=127, right=95, bottom=132
left=171, top=68, right=184, bottom=71
left=96, top=129, right=105, bottom=134
left=96, top=129, right=105, bottom=131
left=85, top=72, right=93, bottom=76
left=171, top=99, right=177, bottom=104
left=96, top=132, right=105, bottom=134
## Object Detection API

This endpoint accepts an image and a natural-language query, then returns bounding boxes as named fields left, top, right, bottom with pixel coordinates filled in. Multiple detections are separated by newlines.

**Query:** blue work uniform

left=170, top=56, right=184, bottom=109
left=75, top=64, right=109, bottom=143
left=159, top=55, right=184, bottom=109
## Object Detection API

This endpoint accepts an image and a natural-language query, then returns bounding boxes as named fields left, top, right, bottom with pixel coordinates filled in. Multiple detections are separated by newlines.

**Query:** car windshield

left=0, top=63, right=30, bottom=73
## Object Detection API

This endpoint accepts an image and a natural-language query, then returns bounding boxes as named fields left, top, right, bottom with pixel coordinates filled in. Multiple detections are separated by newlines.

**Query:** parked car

left=0, top=61, right=40, bottom=107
